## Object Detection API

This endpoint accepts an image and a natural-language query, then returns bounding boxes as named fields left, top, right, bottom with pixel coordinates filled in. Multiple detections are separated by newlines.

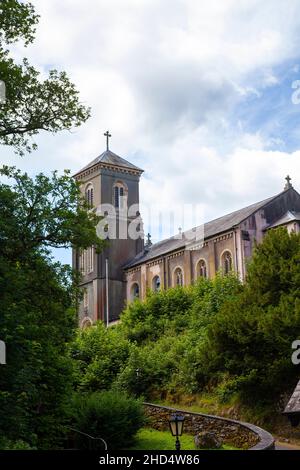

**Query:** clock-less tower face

left=73, top=147, right=144, bottom=326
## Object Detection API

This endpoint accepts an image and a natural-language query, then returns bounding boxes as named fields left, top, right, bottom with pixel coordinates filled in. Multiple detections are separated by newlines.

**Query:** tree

left=0, top=0, right=39, bottom=45
left=244, top=227, right=300, bottom=307
left=71, top=322, right=133, bottom=392
left=0, top=1, right=90, bottom=155
left=0, top=165, right=104, bottom=261
left=0, top=2, right=104, bottom=448
left=203, top=228, right=300, bottom=403
left=0, top=254, right=77, bottom=448
left=0, top=168, right=104, bottom=448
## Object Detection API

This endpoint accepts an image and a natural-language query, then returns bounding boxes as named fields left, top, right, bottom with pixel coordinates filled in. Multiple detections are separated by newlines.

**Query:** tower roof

left=74, top=149, right=143, bottom=176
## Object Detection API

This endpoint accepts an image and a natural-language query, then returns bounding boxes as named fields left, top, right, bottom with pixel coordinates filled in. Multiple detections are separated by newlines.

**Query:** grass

left=156, top=393, right=276, bottom=430
left=156, top=393, right=237, bottom=417
left=128, top=428, right=237, bottom=450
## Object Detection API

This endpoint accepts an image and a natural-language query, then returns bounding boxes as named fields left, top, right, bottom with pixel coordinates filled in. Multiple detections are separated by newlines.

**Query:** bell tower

left=73, top=133, right=144, bottom=326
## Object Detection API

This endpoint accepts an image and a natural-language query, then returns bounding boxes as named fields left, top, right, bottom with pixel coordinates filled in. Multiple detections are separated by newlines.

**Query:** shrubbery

left=0, top=255, right=77, bottom=449
left=71, top=274, right=242, bottom=398
left=0, top=438, right=34, bottom=450
left=72, top=228, right=300, bottom=409
left=71, top=321, right=133, bottom=392
left=70, top=391, right=145, bottom=450
left=201, top=228, right=300, bottom=402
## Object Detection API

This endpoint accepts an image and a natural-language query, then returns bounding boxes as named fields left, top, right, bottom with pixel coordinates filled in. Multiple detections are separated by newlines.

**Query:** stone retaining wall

left=144, top=403, right=275, bottom=450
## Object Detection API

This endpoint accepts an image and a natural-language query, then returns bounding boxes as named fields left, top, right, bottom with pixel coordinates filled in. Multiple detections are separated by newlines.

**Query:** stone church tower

left=74, top=134, right=300, bottom=328
left=73, top=133, right=144, bottom=327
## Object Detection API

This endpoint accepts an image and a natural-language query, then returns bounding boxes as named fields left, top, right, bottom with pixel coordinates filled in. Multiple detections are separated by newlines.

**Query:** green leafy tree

left=120, top=285, right=195, bottom=344
left=0, top=1, right=101, bottom=449
left=0, top=169, right=103, bottom=448
left=0, top=0, right=39, bottom=45
left=0, top=165, right=104, bottom=260
left=71, top=322, right=133, bottom=392
left=203, top=228, right=300, bottom=402
left=70, top=275, right=242, bottom=399
left=0, top=1, right=90, bottom=155
left=245, top=227, right=300, bottom=307
left=0, top=253, right=77, bottom=448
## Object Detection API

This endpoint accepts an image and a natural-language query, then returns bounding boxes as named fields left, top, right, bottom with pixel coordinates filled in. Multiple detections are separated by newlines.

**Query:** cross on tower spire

left=284, top=175, right=293, bottom=190
left=104, top=130, right=111, bottom=151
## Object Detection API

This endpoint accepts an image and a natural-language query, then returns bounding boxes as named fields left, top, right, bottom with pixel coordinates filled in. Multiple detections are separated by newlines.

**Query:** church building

left=73, top=137, right=300, bottom=327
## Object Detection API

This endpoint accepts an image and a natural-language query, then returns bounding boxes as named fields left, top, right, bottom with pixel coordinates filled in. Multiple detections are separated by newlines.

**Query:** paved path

left=275, top=441, right=300, bottom=450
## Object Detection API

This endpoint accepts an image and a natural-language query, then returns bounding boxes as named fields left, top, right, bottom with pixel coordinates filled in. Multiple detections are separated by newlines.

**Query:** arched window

left=79, top=247, right=94, bottom=275
left=131, top=283, right=140, bottom=300
left=85, top=183, right=94, bottom=206
left=88, top=247, right=94, bottom=273
left=152, top=275, right=161, bottom=292
left=197, top=259, right=207, bottom=278
left=173, top=267, right=183, bottom=287
left=113, top=182, right=127, bottom=209
left=221, top=250, right=233, bottom=274
left=81, top=317, right=93, bottom=329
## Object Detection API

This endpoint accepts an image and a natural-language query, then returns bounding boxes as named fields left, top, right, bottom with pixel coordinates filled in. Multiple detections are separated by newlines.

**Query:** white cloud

left=2, top=0, right=300, bottom=256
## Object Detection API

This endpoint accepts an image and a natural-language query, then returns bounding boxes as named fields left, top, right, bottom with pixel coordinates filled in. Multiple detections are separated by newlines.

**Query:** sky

left=2, top=0, right=300, bottom=264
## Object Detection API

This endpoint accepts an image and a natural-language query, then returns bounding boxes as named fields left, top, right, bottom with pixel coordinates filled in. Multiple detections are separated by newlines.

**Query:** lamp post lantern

left=168, top=413, right=185, bottom=451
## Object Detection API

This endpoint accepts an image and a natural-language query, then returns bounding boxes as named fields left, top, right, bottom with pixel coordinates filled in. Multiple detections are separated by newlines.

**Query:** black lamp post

left=169, top=413, right=185, bottom=451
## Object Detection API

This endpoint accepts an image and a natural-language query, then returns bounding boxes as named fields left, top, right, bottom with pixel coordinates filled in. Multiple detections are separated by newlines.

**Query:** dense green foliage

left=0, top=254, right=76, bottom=448
left=0, top=168, right=103, bottom=448
left=73, top=228, right=300, bottom=408
left=72, top=321, right=132, bottom=392
left=202, top=228, right=300, bottom=402
left=70, top=391, right=145, bottom=450
left=0, top=166, right=104, bottom=258
left=0, top=437, right=35, bottom=450
left=72, top=274, right=242, bottom=398
left=0, top=1, right=103, bottom=450
left=0, top=1, right=38, bottom=45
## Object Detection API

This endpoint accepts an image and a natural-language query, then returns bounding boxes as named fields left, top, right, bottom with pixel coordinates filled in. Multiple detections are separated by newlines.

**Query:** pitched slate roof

left=267, top=210, right=300, bottom=229
left=124, top=191, right=283, bottom=269
left=74, top=150, right=143, bottom=175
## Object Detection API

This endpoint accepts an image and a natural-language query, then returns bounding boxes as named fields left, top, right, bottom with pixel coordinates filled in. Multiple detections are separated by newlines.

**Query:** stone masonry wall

left=144, top=403, right=275, bottom=450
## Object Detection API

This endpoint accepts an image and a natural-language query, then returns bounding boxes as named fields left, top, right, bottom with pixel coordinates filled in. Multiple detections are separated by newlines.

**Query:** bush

left=70, top=275, right=242, bottom=399
left=70, top=229, right=300, bottom=411
left=120, top=286, right=195, bottom=343
left=70, top=322, right=133, bottom=392
left=201, top=228, right=300, bottom=403
left=114, top=335, right=187, bottom=397
left=70, top=391, right=145, bottom=450
left=0, top=438, right=35, bottom=450
left=0, top=255, right=77, bottom=449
